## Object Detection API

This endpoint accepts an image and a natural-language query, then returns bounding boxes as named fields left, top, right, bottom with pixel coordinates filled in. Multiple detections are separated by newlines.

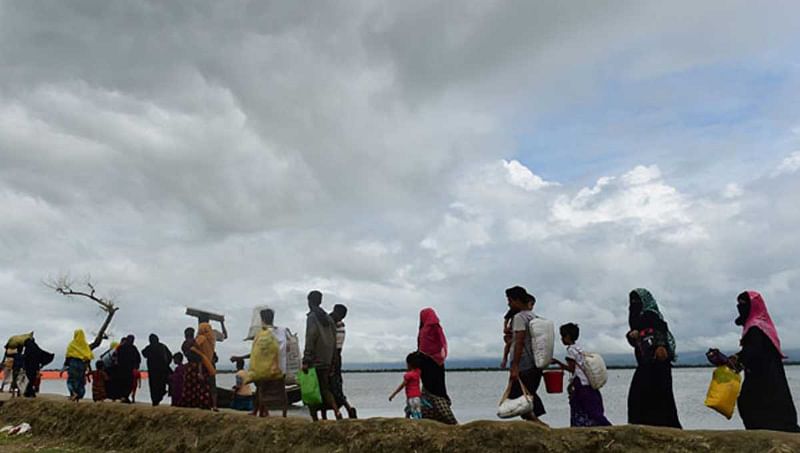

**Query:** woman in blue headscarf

left=626, top=288, right=681, bottom=428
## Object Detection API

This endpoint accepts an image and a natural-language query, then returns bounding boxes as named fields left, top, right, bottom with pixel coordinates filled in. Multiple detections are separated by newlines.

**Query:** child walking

left=389, top=353, right=423, bottom=419
left=130, top=369, right=142, bottom=403
left=552, top=323, right=612, bottom=427
left=90, top=360, right=110, bottom=402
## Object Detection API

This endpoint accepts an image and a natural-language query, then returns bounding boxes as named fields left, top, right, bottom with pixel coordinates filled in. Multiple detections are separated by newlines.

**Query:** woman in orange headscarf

left=189, top=323, right=217, bottom=410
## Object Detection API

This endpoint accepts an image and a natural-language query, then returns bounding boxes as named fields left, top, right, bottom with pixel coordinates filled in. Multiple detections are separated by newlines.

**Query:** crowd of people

left=1, top=287, right=798, bottom=433
left=493, top=286, right=799, bottom=432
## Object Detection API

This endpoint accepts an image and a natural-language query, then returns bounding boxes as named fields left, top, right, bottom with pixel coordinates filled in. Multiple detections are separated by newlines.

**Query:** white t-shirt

left=566, top=344, right=589, bottom=386
left=511, top=310, right=536, bottom=371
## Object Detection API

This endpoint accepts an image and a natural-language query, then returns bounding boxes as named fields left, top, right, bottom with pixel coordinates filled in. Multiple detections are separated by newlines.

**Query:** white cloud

left=773, top=151, right=800, bottom=176
left=1, top=2, right=800, bottom=366
left=502, top=159, right=556, bottom=191
left=550, top=165, right=697, bottom=239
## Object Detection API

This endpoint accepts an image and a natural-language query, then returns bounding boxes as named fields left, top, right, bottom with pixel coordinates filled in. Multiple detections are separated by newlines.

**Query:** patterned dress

left=180, top=362, right=211, bottom=409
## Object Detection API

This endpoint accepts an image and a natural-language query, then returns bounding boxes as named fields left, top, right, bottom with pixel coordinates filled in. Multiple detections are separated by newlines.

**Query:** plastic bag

left=704, top=365, right=741, bottom=419
left=296, top=368, right=323, bottom=407
left=244, top=305, right=270, bottom=341
left=247, top=329, right=283, bottom=383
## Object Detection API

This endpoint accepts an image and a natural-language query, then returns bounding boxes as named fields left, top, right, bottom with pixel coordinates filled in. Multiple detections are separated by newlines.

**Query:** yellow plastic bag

left=247, top=328, right=283, bottom=383
left=704, top=365, right=741, bottom=419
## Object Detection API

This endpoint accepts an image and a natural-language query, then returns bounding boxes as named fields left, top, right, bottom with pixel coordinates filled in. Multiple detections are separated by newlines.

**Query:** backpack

left=248, top=329, right=282, bottom=382
left=527, top=316, right=555, bottom=369
left=579, top=351, right=608, bottom=390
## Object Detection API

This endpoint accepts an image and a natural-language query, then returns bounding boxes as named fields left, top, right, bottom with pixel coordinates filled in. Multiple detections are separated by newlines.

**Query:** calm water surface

left=40, top=365, right=800, bottom=429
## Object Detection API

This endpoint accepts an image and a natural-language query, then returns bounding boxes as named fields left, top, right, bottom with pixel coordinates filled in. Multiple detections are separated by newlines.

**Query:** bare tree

left=45, top=275, right=119, bottom=350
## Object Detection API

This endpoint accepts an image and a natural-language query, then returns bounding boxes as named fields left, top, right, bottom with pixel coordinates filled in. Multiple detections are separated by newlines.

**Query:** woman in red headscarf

left=729, top=291, right=799, bottom=432
left=416, top=308, right=457, bottom=425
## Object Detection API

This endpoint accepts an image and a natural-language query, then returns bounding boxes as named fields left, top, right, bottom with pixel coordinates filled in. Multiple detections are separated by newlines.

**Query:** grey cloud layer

left=1, top=1, right=799, bottom=365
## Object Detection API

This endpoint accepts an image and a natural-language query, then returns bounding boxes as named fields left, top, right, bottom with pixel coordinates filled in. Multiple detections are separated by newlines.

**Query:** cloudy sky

left=2, top=1, right=800, bottom=365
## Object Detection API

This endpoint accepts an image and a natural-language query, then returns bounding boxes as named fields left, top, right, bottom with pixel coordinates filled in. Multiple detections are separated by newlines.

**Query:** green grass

left=0, top=434, right=96, bottom=452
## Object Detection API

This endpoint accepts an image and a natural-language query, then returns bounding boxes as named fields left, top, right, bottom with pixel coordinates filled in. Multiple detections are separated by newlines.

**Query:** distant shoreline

left=341, top=362, right=800, bottom=373
left=41, top=362, right=800, bottom=375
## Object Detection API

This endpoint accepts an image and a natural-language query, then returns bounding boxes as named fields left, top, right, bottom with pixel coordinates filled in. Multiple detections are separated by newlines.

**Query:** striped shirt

left=335, top=321, right=346, bottom=349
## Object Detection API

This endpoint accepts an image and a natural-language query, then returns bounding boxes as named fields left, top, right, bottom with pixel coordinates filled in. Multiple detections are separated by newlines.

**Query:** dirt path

left=1, top=397, right=799, bottom=452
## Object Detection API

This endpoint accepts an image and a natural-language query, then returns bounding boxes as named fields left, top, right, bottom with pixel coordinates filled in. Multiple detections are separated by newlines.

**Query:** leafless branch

left=44, top=274, right=119, bottom=350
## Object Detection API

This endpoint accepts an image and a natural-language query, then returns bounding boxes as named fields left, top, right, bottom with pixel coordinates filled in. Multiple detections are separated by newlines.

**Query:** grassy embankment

left=1, top=397, right=798, bottom=452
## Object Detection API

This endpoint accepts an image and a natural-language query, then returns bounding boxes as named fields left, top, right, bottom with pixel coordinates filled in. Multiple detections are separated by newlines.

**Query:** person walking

left=61, top=329, right=94, bottom=401
left=301, top=290, right=340, bottom=421
left=329, top=304, right=357, bottom=419
left=181, top=327, right=211, bottom=409
left=504, top=287, right=547, bottom=426
left=107, top=335, right=141, bottom=403
left=21, top=336, right=54, bottom=398
left=1, top=345, right=18, bottom=393
left=726, top=291, right=799, bottom=432
left=552, top=323, right=611, bottom=427
left=168, top=352, right=186, bottom=407
left=626, top=288, right=681, bottom=428
left=90, top=360, right=110, bottom=402
left=417, top=307, right=458, bottom=425
left=248, top=309, right=287, bottom=417
left=141, top=334, right=173, bottom=406
left=389, top=352, right=424, bottom=419
left=191, top=323, right=219, bottom=411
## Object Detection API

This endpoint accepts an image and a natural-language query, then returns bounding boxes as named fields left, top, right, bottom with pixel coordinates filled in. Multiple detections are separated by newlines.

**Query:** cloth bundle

left=580, top=352, right=608, bottom=390
left=497, top=379, right=533, bottom=419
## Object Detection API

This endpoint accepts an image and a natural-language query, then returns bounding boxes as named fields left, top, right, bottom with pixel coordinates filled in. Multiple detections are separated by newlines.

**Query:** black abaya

left=627, top=311, right=682, bottom=428
left=737, top=328, right=800, bottom=432
left=21, top=339, right=54, bottom=398
left=108, top=343, right=141, bottom=401
left=418, top=353, right=449, bottom=401
left=417, top=352, right=457, bottom=424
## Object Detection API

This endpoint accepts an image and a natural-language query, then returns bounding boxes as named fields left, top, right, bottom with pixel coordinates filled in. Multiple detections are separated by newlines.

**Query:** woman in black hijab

left=142, top=334, right=172, bottom=406
left=22, top=337, right=54, bottom=397
left=626, top=289, right=681, bottom=428
left=108, top=335, right=141, bottom=403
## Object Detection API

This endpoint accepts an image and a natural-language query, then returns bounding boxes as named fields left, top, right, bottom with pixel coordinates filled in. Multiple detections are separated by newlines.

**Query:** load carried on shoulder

left=6, top=333, right=33, bottom=349
left=579, top=351, right=608, bottom=390
left=528, top=315, right=554, bottom=369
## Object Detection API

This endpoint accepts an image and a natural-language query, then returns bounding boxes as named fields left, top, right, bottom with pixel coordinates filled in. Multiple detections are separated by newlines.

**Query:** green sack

left=296, top=368, right=323, bottom=407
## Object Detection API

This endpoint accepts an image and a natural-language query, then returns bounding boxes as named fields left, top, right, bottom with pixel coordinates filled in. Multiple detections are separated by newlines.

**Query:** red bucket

left=543, top=369, right=564, bottom=394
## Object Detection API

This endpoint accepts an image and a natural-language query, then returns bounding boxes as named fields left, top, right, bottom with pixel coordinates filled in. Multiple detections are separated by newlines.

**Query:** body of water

left=38, top=365, right=800, bottom=429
